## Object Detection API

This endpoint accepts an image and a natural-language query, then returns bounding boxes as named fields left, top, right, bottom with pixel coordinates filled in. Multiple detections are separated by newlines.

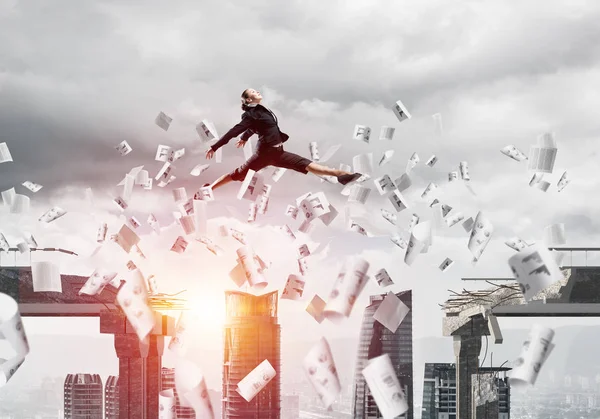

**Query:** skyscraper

left=64, top=373, right=103, bottom=419
left=223, top=290, right=281, bottom=419
left=421, top=363, right=511, bottom=419
left=161, top=367, right=196, bottom=418
left=352, top=290, right=414, bottom=419
left=422, top=363, right=456, bottom=419
left=104, top=376, right=119, bottom=419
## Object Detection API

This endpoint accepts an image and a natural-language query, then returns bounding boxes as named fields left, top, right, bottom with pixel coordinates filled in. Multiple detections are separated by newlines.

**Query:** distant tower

left=64, top=373, right=103, bottom=419
left=222, top=290, right=281, bottom=419
left=104, top=376, right=119, bottom=419
left=161, top=367, right=196, bottom=418
left=352, top=290, right=414, bottom=419
left=422, top=363, right=456, bottom=419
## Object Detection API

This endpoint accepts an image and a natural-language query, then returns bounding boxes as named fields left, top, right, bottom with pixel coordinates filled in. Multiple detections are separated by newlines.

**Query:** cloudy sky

left=2, top=0, right=600, bottom=401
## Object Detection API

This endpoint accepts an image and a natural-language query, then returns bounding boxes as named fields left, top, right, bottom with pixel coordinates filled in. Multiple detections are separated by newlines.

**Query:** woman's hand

left=235, top=139, right=247, bottom=149
left=205, top=148, right=215, bottom=160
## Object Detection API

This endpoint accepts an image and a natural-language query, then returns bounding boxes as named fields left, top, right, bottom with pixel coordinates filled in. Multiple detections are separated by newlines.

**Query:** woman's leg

left=305, top=162, right=351, bottom=177
left=209, top=173, right=234, bottom=190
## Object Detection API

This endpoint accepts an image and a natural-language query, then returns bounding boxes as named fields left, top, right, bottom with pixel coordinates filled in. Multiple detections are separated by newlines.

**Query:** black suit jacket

left=210, top=104, right=289, bottom=152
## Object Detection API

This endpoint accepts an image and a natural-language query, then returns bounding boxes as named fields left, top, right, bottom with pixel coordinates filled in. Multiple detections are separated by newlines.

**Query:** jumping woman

left=204, top=88, right=362, bottom=192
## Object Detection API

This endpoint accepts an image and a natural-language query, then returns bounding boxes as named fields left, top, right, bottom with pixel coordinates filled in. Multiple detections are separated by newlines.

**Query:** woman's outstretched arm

left=210, top=112, right=254, bottom=151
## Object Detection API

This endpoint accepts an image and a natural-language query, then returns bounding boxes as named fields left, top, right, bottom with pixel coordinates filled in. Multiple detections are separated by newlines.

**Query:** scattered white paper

left=439, top=257, right=454, bottom=272
left=281, top=274, right=305, bottom=301
left=543, top=223, right=566, bottom=246
left=379, top=126, right=395, bottom=141
left=306, top=295, right=326, bottom=323
left=509, top=244, right=563, bottom=301
left=425, top=155, right=438, bottom=167
left=31, top=261, right=62, bottom=292
left=0, top=143, right=13, bottom=163
left=528, top=133, right=557, bottom=174
left=302, top=337, right=341, bottom=409
left=22, top=181, right=42, bottom=193
left=501, top=145, right=528, bottom=162
left=405, top=222, right=431, bottom=266
left=155, top=111, right=173, bottom=131
left=353, top=125, right=372, bottom=143
left=362, top=354, right=409, bottom=418
left=392, top=99, right=411, bottom=123
left=324, top=259, right=370, bottom=322
left=509, top=324, right=555, bottom=387
left=236, top=359, right=277, bottom=402
left=0, top=293, right=29, bottom=387
left=115, top=140, right=132, bottom=156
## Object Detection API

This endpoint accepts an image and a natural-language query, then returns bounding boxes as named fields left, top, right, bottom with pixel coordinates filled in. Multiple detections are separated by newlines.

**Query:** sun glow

left=186, top=295, right=227, bottom=330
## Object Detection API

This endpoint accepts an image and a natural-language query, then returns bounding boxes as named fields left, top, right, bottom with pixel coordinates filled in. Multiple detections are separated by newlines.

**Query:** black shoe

left=202, top=183, right=211, bottom=187
left=337, top=173, right=363, bottom=186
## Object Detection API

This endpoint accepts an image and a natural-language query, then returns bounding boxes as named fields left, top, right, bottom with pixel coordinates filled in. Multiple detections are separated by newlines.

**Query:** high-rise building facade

left=64, top=374, right=103, bottom=419
left=352, top=290, right=414, bottom=419
left=104, top=376, right=119, bottom=419
left=421, top=364, right=511, bottom=419
left=161, top=367, right=196, bottom=418
left=223, top=290, right=281, bottom=419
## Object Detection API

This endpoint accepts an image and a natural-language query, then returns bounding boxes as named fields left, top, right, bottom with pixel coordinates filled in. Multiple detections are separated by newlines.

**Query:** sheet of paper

left=281, top=274, right=305, bottom=301
left=309, top=141, right=320, bottom=161
left=404, top=222, right=430, bottom=265
left=182, top=376, right=216, bottom=419
left=320, top=144, right=341, bottom=163
left=10, top=194, right=30, bottom=214
left=378, top=150, right=395, bottom=167
left=280, top=224, right=297, bottom=241
left=374, top=268, right=394, bottom=287
left=168, top=311, right=191, bottom=356
left=420, top=182, right=439, bottom=201
left=505, top=237, right=530, bottom=251
left=528, top=132, right=557, bottom=174
left=373, top=175, right=395, bottom=195
left=406, top=152, right=419, bottom=173
left=79, top=269, right=118, bottom=296
left=373, top=292, right=410, bottom=333
left=115, top=140, right=132, bottom=156
left=23, top=232, right=37, bottom=248
left=1, top=188, right=15, bottom=207
left=425, top=155, right=438, bottom=167
left=0, top=233, right=9, bottom=251
left=306, top=295, right=326, bottom=323
left=408, top=214, right=419, bottom=233
left=179, top=215, right=195, bottom=235
left=300, top=192, right=331, bottom=222
left=324, top=259, right=370, bottom=321
left=272, top=167, right=286, bottom=182
left=113, top=224, right=140, bottom=253
left=439, top=257, right=454, bottom=272
left=298, top=256, right=309, bottom=275
left=501, top=145, right=528, bottom=162
left=509, top=244, right=564, bottom=301
left=392, top=99, right=411, bottom=123
left=193, top=199, right=208, bottom=238
left=353, top=153, right=374, bottom=175
left=170, top=236, right=189, bottom=254
left=285, top=204, right=299, bottom=220
left=190, top=163, right=210, bottom=177
left=557, top=171, right=569, bottom=192
left=353, top=125, right=372, bottom=143
left=31, top=261, right=62, bottom=292
left=468, top=212, right=493, bottom=263
left=379, top=126, right=395, bottom=141
left=362, top=354, right=409, bottom=418
left=196, top=119, right=218, bottom=143
left=236, top=359, right=276, bottom=402
left=445, top=211, right=465, bottom=228
left=381, top=209, right=397, bottom=226
left=0, top=142, right=13, bottom=163
left=116, top=271, right=155, bottom=341
left=459, top=161, right=470, bottom=181
left=243, top=138, right=254, bottom=161
left=348, top=185, right=371, bottom=205
left=388, top=189, right=409, bottom=213
left=154, top=111, right=172, bottom=131
left=302, top=337, right=341, bottom=409
left=509, top=324, right=555, bottom=387
left=237, top=170, right=264, bottom=201
left=158, top=389, right=176, bottom=419
left=462, top=217, right=474, bottom=232
left=22, top=181, right=42, bottom=193
left=237, top=246, right=268, bottom=289
left=543, top=223, right=566, bottom=246
left=319, top=204, right=339, bottom=226
left=0, top=293, right=30, bottom=387
left=393, top=173, right=411, bottom=193
left=448, top=171, right=458, bottom=182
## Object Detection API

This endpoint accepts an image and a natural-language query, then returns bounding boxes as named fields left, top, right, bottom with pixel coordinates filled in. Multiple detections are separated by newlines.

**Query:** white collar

left=247, top=103, right=258, bottom=107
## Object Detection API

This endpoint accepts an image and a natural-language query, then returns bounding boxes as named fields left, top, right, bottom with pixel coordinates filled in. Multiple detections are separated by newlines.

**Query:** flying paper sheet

left=528, top=132, right=557, bottom=174
left=557, top=171, right=569, bottom=192
left=373, top=292, right=410, bottom=333
left=0, top=233, right=9, bottom=251
left=22, top=181, right=42, bottom=193
left=272, top=167, right=286, bottom=182
left=182, top=376, right=216, bottom=419
left=462, top=217, right=474, bottom=233
left=79, top=269, right=118, bottom=296
left=468, top=212, right=493, bottom=263
left=306, top=295, right=326, bottom=323
left=353, top=153, right=374, bottom=175
left=196, top=119, right=218, bottom=143
left=439, top=257, right=454, bottom=272
left=381, top=209, right=397, bottom=226
left=379, top=126, right=395, bottom=141
left=420, top=183, right=439, bottom=201
left=280, top=224, right=297, bottom=241
left=406, top=152, right=419, bottom=173
left=445, top=211, right=465, bottom=228
left=237, top=170, right=264, bottom=201
left=0, top=293, right=30, bottom=387
left=116, top=269, right=155, bottom=341
left=309, top=141, right=320, bottom=161
left=394, top=173, right=412, bottom=193
left=432, top=113, right=443, bottom=136
left=115, top=140, right=132, bottom=156
left=448, top=171, right=458, bottom=182
left=168, top=311, right=191, bottom=356
left=237, top=246, right=268, bottom=289
left=155, top=111, right=173, bottom=131
left=236, top=359, right=276, bottom=402
left=509, top=324, right=555, bottom=387
left=1, top=188, right=15, bottom=206
left=425, top=155, right=438, bottom=167
left=362, top=354, right=409, bottom=418
left=285, top=205, right=299, bottom=220
left=392, top=99, right=411, bottom=123
left=388, top=189, right=409, bottom=213
left=501, top=145, right=528, bottom=162
left=374, top=175, right=396, bottom=195
left=379, top=150, right=395, bottom=167
left=302, top=337, right=341, bottom=409
left=319, top=204, right=339, bottom=226
left=374, top=269, right=394, bottom=287
left=170, top=236, right=189, bottom=254
left=10, top=194, right=30, bottom=214
left=319, top=144, right=342, bottom=163
left=300, top=192, right=331, bottom=222
left=324, top=259, right=370, bottom=322
left=459, top=161, right=470, bottom=181
left=508, top=244, right=563, bottom=301
left=405, top=222, right=431, bottom=266
left=281, top=274, right=305, bottom=301
left=505, top=237, right=530, bottom=252
left=353, top=125, right=371, bottom=143
left=190, top=164, right=210, bottom=177
left=31, top=261, right=62, bottom=292
left=543, top=223, right=566, bottom=246
left=158, top=389, right=176, bottom=419
left=0, top=142, right=13, bottom=163
left=348, top=185, right=371, bottom=205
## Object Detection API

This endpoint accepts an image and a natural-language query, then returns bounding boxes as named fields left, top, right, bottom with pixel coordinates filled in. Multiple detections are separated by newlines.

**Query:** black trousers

left=230, top=145, right=313, bottom=181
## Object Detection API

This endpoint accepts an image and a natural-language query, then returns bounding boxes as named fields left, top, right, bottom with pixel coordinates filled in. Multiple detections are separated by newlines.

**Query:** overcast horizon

left=2, top=0, right=600, bottom=413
